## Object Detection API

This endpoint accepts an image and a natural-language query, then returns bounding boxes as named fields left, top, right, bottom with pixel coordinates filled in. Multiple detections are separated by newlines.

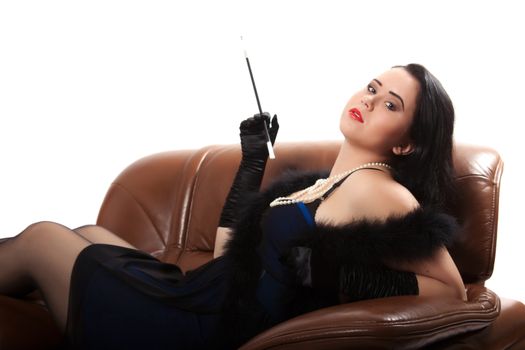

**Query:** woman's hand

left=239, top=112, right=279, bottom=160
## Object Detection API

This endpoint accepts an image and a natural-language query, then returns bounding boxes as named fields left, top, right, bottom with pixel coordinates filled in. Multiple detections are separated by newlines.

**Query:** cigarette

left=267, top=141, right=275, bottom=159
left=241, top=35, right=276, bottom=159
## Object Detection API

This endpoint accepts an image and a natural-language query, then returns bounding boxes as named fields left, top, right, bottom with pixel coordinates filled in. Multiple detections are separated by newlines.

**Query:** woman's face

left=340, top=67, right=420, bottom=157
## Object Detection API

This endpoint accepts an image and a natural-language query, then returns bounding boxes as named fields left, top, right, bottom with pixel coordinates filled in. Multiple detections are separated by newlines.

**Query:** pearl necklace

left=269, top=162, right=393, bottom=207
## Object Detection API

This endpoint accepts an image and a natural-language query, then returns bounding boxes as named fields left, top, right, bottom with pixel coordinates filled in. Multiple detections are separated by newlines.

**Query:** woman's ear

left=392, top=143, right=415, bottom=156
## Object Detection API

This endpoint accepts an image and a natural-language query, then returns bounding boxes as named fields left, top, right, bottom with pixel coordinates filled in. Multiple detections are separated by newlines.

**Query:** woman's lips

left=348, top=108, right=364, bottom=123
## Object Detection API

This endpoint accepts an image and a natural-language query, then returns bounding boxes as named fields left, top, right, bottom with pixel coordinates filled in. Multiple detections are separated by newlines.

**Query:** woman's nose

left=361, top=95, right=374, bottom=110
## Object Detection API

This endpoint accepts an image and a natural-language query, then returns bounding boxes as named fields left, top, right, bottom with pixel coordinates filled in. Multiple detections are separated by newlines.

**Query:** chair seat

left=0, top=142, right=522, bottom=349
left=241, top=284, right=502, bottom=350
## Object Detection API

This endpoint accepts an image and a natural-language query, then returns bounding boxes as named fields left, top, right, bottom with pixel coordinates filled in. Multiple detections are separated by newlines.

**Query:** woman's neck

left=329, top=141, right=390, bottom=177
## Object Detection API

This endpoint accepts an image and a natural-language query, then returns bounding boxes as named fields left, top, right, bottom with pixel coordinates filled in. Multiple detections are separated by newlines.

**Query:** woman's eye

left=385, top=102, right=396, bottom=111
left=367, top=84, right=376, bottom=94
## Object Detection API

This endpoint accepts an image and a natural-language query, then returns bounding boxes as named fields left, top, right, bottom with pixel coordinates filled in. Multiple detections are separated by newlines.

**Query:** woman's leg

left=73, top=225, right=137, bottom=250
left=0, top=221, right=91, bottom=331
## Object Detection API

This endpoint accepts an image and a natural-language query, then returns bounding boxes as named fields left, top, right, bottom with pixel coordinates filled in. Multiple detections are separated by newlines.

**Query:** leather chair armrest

left=241, top=284, right=500, bottom=350
left=424, top=297, right=525, bottom=349
left=0, top=295, right=62, bottom=350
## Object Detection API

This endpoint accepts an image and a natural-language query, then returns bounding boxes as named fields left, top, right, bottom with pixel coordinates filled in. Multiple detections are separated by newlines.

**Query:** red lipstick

left=348, top=108, right=364, bottom=123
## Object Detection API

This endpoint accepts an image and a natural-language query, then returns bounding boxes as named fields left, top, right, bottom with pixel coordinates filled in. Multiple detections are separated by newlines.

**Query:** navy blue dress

left=66, top=202, right=318, bottom=349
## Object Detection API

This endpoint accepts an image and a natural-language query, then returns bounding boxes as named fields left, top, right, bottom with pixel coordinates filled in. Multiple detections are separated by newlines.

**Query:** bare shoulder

left=315, top=169, right=420, bottom=225
left=345, top=171, right=420, bottom=221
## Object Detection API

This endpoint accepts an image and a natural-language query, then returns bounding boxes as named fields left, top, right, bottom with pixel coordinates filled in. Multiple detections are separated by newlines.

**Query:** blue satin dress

left=66, top=202, right=319, bottom=349
left=255, top=201, right=318, bottom=324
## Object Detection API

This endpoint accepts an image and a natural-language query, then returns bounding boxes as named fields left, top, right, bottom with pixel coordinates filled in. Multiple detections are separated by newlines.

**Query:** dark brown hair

left=390, top=64, right=457, bottom=210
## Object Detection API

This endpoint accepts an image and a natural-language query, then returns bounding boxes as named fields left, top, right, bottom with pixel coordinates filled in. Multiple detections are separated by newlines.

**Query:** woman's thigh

left=73, top=225, right=137, bottom=250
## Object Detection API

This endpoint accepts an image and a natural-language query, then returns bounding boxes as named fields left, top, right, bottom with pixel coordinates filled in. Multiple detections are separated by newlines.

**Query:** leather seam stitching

left=111, top=182, right=166, bottom=247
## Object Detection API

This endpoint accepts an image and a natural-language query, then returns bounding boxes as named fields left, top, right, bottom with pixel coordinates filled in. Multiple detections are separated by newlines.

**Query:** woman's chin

left=339, top=125, right=359, bottom=142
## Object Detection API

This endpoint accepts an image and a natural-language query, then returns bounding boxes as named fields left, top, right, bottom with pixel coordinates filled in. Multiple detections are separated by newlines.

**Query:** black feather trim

left=217, top=169, right=460, bottom=347
left=222, top=169, right=327, bottom=296
left=218, top=169, right=327, bottom=347
left=296, top=206, right=460, bottom=268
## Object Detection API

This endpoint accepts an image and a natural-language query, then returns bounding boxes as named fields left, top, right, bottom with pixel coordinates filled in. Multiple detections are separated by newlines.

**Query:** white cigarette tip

left=240, top=35, right=248, bottom=57
left=267, top=141, right=276, bottom=159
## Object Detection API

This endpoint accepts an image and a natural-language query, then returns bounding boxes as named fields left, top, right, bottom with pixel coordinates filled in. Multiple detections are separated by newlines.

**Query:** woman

left=0, top=63, right=465, bottom=349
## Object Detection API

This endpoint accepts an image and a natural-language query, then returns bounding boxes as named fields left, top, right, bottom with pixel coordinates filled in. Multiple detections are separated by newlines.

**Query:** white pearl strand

left=269, top=162, right=393, bottom=207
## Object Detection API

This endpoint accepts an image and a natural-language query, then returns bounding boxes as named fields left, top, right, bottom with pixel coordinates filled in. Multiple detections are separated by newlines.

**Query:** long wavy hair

left=390, top=64, right=457, bottom=210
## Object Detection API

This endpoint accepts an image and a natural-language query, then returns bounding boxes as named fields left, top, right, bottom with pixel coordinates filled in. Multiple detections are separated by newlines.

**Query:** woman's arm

left=213, top=113, right=279, bottom=258
left=351, top=178, right=467, bottom=301
left=388, top=247, right=467, bottom=301
left=416, top=273, right=466, bottom=301
left=287, top=243, right=466, bottom=303
left=336, top=264, right=466, bottom=304
left=288, top=180, right=466, bottom=302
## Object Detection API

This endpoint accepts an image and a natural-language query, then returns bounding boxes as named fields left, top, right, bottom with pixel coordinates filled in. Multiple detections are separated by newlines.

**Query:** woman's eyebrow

left=373, top=79, right=405, bottom=111
left=389, top=91, right=405, bottom=111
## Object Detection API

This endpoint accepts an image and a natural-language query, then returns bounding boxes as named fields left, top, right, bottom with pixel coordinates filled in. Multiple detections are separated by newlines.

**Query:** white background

left=1, top=1, right=523, bottom=303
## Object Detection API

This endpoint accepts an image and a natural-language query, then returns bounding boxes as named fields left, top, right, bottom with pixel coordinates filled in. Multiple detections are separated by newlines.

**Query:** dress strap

left=304, top=199, right=323, bottom=221
left=304, top=167, right=386, bottom=219
left=321, top=167, right=385, bottom=201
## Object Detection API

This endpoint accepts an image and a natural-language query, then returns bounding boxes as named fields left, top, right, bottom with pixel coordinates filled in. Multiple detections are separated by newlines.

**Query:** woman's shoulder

left=314, top=170, right=419, bottom=225
left=343, top=171, right=420, bottom=222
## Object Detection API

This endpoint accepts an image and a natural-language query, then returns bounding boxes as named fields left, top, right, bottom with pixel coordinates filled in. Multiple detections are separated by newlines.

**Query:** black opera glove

left=285, top=247, right=419, bottom=301
left=239, top=112, right=279, bottom=159
left=218, top=113, right=279, bottom=228
left=338, top=264, right=419, bottom=303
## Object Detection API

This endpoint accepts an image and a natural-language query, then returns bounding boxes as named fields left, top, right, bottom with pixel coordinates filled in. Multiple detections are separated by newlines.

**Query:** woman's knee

left=74, top=224, right=98, bottom=235
left=12, top=221, right=88, bottom=275
left=21, top=220, right=67, bottom=236
left=18, top=221, right=78, bottom=248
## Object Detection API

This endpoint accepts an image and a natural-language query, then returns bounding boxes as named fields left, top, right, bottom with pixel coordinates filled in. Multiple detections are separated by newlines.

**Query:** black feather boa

left=218, top=169, right=460, bottom=347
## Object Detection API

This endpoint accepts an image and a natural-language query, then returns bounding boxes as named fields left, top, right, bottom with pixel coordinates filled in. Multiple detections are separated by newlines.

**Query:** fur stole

left=219, top=169, right=460, bottom=346
left=223, top=168, right=459, bottom=289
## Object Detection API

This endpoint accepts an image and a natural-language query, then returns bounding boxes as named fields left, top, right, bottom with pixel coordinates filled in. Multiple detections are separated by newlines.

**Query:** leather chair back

left=97, top=141, right=503, bottom=285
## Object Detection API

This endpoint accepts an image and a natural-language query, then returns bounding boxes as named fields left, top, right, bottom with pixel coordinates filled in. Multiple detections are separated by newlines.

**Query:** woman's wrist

left=214, top=227, right=233, bottom=258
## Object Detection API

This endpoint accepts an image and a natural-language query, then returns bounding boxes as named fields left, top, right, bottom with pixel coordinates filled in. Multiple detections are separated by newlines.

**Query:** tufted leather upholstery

left=98, top=142, right=505, bottom=281
left=96, top=141, right=524, bottom=349
left=0, top=141, right=523, bottom=349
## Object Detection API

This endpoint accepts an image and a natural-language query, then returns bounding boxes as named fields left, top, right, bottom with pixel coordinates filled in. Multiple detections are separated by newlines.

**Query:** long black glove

left=286, top=246, right=419, bottom=302
left=218, top=112, right=279, bottom=228
left=338, top=264, right=419, bottom=302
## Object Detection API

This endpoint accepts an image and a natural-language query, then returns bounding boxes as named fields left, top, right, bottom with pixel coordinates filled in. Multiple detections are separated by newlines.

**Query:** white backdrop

left=1, top=1, right=524, bottom=302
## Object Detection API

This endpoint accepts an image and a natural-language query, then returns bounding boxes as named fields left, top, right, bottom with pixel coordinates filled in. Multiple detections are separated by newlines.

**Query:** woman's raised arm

left=213, top=113, right=278, bottom=258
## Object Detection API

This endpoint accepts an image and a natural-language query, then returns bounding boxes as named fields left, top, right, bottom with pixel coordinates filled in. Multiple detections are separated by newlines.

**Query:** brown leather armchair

left=1, top=141, right=524, bottom=349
